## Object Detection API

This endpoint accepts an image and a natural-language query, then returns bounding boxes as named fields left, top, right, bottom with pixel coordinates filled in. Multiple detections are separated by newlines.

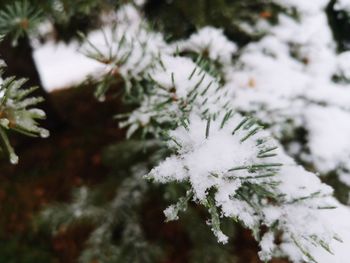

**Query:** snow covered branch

left=0, top=60, right=48, bottom=163
left=77, top=2, right=350, bottom=262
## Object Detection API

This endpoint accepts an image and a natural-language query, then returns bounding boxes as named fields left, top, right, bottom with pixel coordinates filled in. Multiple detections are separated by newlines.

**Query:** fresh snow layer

left=107, top=4, right=350, bottom=262
left=311, top=204, right=350, bottom=263
left=32, top=4, right=145, bottom=91
left=33, top=40, right=104, bottom=91
left=304, top=105, right=350, bottom=173
left=334, top=0, right=350, bottom=11
left=149, top=112, right=349, bottom=262
left=221, top=0, right=350, bottom=185
left=30, top=2, right=350, bottom=262
left=176, top=26, right=237, bottom=66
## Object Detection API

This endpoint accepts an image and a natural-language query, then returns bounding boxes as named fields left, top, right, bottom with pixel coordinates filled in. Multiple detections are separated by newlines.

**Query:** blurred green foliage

left=327, top=0, right=350, bottom=52
left=0, top=0, right=121, bottom=42
left=144, top=0, right=286, bottom=45
left=0, top=238, right=54, bottom=263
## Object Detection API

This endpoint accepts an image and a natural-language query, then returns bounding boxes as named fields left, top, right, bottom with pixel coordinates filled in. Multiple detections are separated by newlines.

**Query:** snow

left=176, top=27, right=237, bottom=65
left=126, top=1, right=350, bottom=261
left=151, top=112, right=272, bottom=201
left=273, top=0, right=329, bottom=14
left=33, top=4, right=149, bottom=91
left=309, top=204, right=350, bottom=262
left=335, top=0, right=350, bottom=11
left=33, top=41, right=104, bottom=90
left=24, top=2, right=350, bottom=262
left=149, top=111, right=344, bottom=262
left=304, top=105, right=350, bottom=173
left=217, top=0, right=350, bottom=185
left=150, top=111, right=278, bottom=241
left=150, top=55, right=220, bottom=98
left=99, top=3, right=350, bottom=261
left=258, top=232, right=275, bottom=261
left=121, top=53, right=232, bottom=137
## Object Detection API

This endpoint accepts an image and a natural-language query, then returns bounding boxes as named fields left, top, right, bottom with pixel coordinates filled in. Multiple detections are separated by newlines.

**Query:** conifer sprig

left=78, top=6, right=341, bottom=261
left=0, top=62, right=48, bottom=164
left=0, top=0, right=42, bottom=45
left=37, top=3, right=347, bottom=262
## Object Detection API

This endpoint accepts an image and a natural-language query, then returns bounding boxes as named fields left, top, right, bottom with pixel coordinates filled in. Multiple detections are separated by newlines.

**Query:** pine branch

left=39, top=3, right=350, bottom=263
left=0, top=0, right=43, bottom=45
left=0, top=61, right=49, bottom=163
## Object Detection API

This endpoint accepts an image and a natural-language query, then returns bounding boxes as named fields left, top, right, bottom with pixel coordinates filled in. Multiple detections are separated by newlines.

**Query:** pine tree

left=3, top=0, right=350, bottom=262
left=0, top=0, right=121, bottom=129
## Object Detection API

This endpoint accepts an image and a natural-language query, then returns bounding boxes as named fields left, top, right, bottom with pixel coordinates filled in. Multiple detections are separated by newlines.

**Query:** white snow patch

left=33, top=41, right=104, bottom=91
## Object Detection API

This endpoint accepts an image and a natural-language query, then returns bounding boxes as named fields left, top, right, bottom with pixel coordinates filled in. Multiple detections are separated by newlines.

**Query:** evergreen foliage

left=144, top=0, right=287, bottom=44
left=0, top=60, right=48, bottom=163
left=0, top=1, right=42, bottom=46
left=3, top=0, right=350, bottom=262
left=39, top=3, right=349, bottom=262
left=0, top=0, right=140, bottom=43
